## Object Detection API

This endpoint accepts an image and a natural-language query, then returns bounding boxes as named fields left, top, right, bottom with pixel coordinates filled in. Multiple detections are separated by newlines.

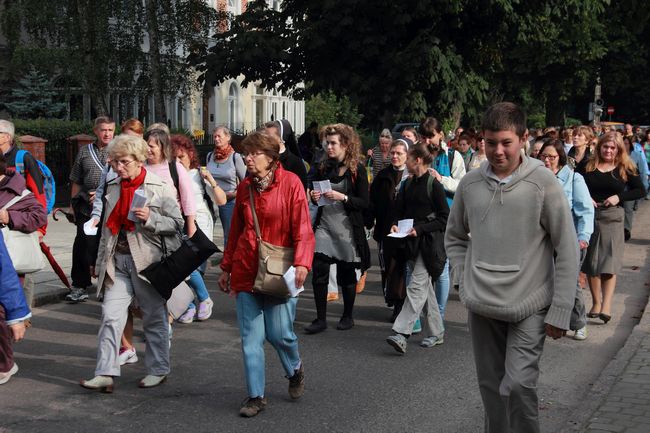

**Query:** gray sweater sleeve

left=540, top=179, right=580, bottom=330
left=444, top=178, right=470, bottom=288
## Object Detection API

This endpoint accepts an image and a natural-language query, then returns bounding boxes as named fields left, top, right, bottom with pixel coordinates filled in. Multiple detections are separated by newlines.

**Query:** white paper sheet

left=128, top=190, right=148, bottom=222
left=83, top=219, right=98, bottom=236
left=283, top=266, right=305, bottom=297
left=313, top=180, right=335, bottom=206
left=387, top=218, right=414, bottom=238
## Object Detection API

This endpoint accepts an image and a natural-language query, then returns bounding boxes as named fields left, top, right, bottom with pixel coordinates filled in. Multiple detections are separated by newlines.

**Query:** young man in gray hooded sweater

left=445, top=102, right=579, bottom=433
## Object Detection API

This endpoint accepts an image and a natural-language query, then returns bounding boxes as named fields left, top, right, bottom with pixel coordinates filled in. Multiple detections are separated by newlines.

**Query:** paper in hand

left=313, top=180, right=334, bottom=206
left=283, top=266, right=304, bottom=297
left=128, top=190, right=148, bottom=222
left=387, top=218, right=414, bottom=238
left=83, top=219, right=98, bottom=236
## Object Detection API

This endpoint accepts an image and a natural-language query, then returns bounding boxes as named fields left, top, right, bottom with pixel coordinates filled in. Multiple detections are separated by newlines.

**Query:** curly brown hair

left=320, top=123, right=361, bottom=176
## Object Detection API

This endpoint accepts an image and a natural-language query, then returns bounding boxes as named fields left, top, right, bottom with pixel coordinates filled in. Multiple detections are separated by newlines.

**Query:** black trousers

left=71, top=217, right=92, bottom=288
left=311, top=253, right=359, bottom=320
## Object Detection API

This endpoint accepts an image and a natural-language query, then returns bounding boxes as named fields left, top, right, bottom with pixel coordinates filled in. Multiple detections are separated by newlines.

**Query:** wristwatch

left=343, top=194, right=349, bottom=203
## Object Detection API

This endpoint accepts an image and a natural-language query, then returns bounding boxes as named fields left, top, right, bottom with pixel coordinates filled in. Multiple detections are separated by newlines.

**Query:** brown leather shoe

left=239, top=397, right=267, bottom=417
left=288, top=364, right=305, bottom=399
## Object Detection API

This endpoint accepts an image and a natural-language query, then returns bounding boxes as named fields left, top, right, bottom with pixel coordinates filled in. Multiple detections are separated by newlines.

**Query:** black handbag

left=142, top=225, right=220, bottom=300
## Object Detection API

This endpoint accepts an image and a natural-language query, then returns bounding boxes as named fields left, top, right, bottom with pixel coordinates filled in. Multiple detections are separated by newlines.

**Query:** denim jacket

left=556, top=165, right=594, bottom=243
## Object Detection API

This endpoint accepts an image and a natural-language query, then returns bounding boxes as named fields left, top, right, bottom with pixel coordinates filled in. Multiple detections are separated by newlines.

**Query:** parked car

left=390, top=122, right=419, bottom=139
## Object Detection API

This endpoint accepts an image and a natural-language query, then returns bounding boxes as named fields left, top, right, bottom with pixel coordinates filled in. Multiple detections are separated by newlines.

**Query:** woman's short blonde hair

left=107, top=134, right=149, bottom=162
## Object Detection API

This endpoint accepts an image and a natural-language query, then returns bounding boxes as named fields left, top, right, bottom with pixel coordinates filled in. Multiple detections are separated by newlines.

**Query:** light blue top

left=630, top=147, right=649, bottom=191
left=555, top=165, right=594, bottom=243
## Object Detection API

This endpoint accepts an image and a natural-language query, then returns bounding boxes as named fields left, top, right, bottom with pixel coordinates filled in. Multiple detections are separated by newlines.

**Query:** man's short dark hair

left=94, top=116, right=115, bottom=128
left=419, top=117, right=442, bottom=138
left=481, top=102, right=527, bottom=137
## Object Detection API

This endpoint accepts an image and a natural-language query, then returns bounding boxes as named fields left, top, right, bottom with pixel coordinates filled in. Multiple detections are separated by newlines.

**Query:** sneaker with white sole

left=574, top=326, right=587, bottom=341
left=386, top=334, right=408, bottom=354
left=119, top=346, right=138, bottom=366
left=0, top=363, right=18, bottom=385
left=420, top=335, right=444, bottom=348
left=197, top=299, right=214, bottom=321
left=178, top=307, right=196, bottom=324
left=66, top=287, right=89, bottom=303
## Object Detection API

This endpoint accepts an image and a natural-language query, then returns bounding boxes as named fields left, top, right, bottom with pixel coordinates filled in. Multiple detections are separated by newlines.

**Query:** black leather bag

left=142, top=225, right=220, bottom=300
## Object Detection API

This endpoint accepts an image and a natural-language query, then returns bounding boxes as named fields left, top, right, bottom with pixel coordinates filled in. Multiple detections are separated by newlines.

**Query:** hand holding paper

left=387, top=219, right=414, bottom=238
left=283, top=266, right=305, bottom=297
left=128, top=190, right=148, bottom=222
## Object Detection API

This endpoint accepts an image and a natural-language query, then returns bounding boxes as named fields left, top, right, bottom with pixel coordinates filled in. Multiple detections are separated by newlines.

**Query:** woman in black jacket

left=306, top=124, right=370, bottom=334
left=385, top=142, right=449, bottom=354
left=367, top=138, right=411, bottom=316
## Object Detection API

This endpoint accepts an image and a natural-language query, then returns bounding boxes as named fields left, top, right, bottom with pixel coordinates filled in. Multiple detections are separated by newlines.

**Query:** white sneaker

left=574, top=327, right=587, bottom=341
left=0, top=363, right=18, bottom=385
left=118, top=347, right=138, bottom=366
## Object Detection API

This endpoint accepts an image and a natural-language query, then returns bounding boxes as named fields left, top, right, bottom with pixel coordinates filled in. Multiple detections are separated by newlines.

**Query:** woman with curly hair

left=582, top=132, right=646, bottom=324
left=305, top=124, right=370, bottom=333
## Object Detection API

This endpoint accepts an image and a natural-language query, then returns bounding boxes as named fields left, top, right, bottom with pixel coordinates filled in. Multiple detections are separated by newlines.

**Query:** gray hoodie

left=444, top=155, right=579, bottom=330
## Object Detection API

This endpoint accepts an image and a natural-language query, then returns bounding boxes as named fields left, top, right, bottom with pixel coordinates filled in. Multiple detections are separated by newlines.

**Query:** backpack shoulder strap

left=168, top=161, right=180, bottom=193
left=15, top=150, right=27, bottom=175
left=447, top=148, right=455, bottom=170
left=206, top=151, right=213, bottom=165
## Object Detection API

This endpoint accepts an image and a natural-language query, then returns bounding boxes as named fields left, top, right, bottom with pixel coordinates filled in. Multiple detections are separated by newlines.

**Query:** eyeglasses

left=243, top=151, right=265, bottom=159
left=111, top=159, right=137, bottom=168
left=539, top=154, right=558, bottom=161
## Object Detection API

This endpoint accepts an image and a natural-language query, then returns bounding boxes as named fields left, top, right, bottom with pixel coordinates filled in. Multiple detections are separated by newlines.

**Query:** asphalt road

left=2, top=206, right=649, bottom=433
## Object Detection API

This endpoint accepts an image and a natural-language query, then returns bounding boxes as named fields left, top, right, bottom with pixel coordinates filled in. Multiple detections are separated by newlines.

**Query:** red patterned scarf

left=106, top=168, right=147, bottom=235
left=214, top=144, right=234, bottom=161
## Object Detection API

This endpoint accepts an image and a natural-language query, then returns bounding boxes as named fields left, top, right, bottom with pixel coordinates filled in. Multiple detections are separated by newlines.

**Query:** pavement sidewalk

left=31, top=203, right=650, bottom=433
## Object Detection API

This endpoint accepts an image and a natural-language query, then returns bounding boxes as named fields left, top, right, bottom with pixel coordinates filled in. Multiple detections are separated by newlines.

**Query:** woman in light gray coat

left=80, top=134, right=184, bottom=392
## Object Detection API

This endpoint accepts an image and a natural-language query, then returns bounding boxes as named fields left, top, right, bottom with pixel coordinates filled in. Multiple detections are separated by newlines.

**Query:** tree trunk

left=74, top=0, right=108, bottom=118
left=145, top=0, right=166, bottom=122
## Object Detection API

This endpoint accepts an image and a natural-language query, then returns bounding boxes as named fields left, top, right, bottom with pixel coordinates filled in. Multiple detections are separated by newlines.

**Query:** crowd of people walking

left=1, top=104, right=648, bottom=431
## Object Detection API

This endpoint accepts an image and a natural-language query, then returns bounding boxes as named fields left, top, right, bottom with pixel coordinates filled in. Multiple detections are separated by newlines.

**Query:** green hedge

left=12, top=119, right=94, bottom=142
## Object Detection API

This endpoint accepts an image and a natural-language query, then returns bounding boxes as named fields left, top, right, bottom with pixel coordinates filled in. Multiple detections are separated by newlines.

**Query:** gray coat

left=96, top=170, right=184, bottom=296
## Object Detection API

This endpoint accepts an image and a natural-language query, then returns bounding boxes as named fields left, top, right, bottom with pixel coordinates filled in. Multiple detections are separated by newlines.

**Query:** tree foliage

left=200, top=0, right=650, bottom=127
left=4, top=69, right=67, bottom=119
left=1, top=0, right=216, bottom=121
left=305, top=91, right=363, bottom=129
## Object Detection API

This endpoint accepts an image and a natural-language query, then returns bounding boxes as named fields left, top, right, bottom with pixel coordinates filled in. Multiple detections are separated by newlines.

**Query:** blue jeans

left=218, top=199, right=236, bottom=249
left=186, top=270, right=210, bottom=310
left=434, top=260, right=450, bottom=320
left=236, top=292, right=301, bottom=398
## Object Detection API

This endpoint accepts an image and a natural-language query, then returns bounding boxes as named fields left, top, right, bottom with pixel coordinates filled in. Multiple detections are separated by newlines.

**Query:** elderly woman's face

left=111, top=154, right=142, bottom=180
left=244, top=149, right=273, bottom=177
left=147, top=138, right=163, bottom=164
left=379, top=136, right=391, bottom=150
left=213, top=130, right=230, bottom=148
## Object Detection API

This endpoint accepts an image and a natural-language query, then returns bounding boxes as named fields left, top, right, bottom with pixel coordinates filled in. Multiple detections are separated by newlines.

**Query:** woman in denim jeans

left=218, top=131, right=315, bottom=418
left=538, top=139, right=594, bottom=340
left=206, top=126, right=246, bottom=249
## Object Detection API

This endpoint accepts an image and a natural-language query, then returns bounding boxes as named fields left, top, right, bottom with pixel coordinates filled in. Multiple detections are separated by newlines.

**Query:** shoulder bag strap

left=1, top=189, right=32, bottom=211
left=87, top=144, right=104, bottom=171
left=248, top=185, right=262, bottom=242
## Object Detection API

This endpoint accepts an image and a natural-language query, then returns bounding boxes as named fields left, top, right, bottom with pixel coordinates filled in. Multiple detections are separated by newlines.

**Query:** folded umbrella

left=40, top=241, right=71, bottom=289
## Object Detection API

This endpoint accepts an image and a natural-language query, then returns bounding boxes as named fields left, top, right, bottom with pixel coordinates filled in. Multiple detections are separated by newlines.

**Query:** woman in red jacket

left=218, top=131, right=315, bottom=418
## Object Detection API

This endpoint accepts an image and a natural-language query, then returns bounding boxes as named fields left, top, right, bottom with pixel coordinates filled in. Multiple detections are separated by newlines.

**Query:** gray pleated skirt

left=582, top=206, right=625, bottom=276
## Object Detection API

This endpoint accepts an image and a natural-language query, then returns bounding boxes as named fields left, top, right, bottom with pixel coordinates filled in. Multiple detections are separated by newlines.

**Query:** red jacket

left=221, top=165, right=315, bottom=293
left=4, top=146, right=47, bottom=235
